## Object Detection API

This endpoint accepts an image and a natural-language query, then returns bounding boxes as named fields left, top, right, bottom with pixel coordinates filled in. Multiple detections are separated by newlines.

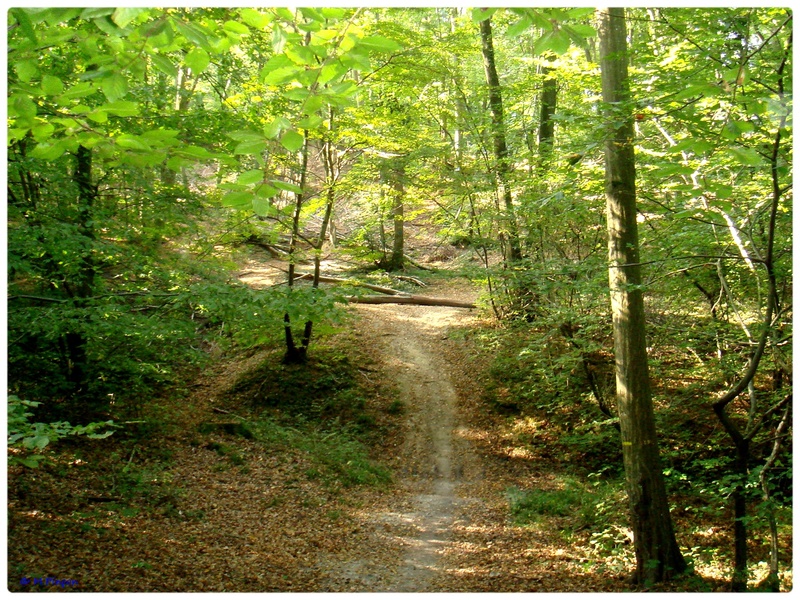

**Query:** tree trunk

left=479, top=16, right=522, bottom=262
left=390, top=162, right=405, bottom=270
left=598, top=7, right=687, bottom=585
left=537, top=66, right=558, bottom=170
left=65, top=144, right=97, bottom=395
left=300, top=129, right=339, bottom=353
left=379, top=158, right=406, bottom=271
left=709, top=27, right=790, bottom=592
left=283, top=132, right=310, bottom=365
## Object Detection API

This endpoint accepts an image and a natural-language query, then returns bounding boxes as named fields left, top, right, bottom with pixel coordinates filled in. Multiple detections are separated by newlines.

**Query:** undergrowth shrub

left=254, top=418, right=391, bottom=487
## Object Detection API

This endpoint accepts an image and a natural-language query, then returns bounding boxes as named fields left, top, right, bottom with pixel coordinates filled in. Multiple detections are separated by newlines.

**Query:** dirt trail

left=379, top=305, right=471, bottom=591
left=319, top=288, right=481, bottom=591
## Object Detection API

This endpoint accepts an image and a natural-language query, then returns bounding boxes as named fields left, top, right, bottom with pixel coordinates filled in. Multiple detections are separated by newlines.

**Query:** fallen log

left=404, top=254, right=433, bottom=271
left=291, top=272, right=474, bottom=308
left=293, top=273, right=405, bottom=295
left=394, top=275, right=426, bottom=287
left=347, top=294, right=476, bottom=309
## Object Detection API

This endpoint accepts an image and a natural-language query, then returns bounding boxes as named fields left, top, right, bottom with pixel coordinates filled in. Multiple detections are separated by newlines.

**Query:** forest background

left=5, top=6, right=793, bottom=592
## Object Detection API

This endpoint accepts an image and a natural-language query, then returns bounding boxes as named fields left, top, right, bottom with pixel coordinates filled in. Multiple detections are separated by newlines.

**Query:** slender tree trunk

left=479, top=16, right=522, bottom=262
left=378, top=159, right=405, bottom=271
left=710, top=27, right=790, bottom=592
left=389, top=161, right=405, bottom=270
left=301, top=131, right=339, bottom=352
left=598, top=7, right=687, bottom=585
left=283, top=132, right=310, bottom=365
left=64, top=144, right=97, bottom=397
left=537, top=66, right=558, bottom=170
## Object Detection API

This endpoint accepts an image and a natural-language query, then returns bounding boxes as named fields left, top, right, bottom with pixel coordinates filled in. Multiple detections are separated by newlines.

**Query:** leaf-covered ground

left=7, top=273, right=791, bottom=592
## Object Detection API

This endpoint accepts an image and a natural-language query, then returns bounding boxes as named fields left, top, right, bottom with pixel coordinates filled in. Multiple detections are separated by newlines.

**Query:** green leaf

left=228, top=130, right=267, bottom=143
left=31, top=122, right=55, bottom=142
left=28, top=141, right=66, bottom=161
left=101, top=72, right=129, bottom=102
left=507, top=16, right=533, bottom=38
left=87, top=108, right=109, bottom=123
left=253, top=196, right=274, bottom=216
left=103, top=100, right=139, bottom=117
left=149, top=53, right=178, bottom=78
left=264, top=117, right=292, bottom=139
left=272, top=180, right=303, bottom=194
left=318, top=62, right=346, bottom=86
left=166, top=156, right=190, bottom=171
left=175, top=145, right=213, bottom=159
left=566, top=8, right=595, bottom=19
left=259, top=53, right=293, bottom=73
left=111, top=7, right=147, bottom=28
left=298, top=7, right=325, bottom=22
left=223, top=20, right=250, bottom=35
left=654, top=163, right=695, bottom=177
left=222, top=191, right=254, bottom=208
left=14, top=60, right=39, bottom=83
left=142, top=17, right=168, bottom=38
left=10, top=8, right=38, bottom=45
left=302, top=94, right=326, bottom=116
left=667, top=138, right=714, bottom=156
left=32, top=435, right=50, bottom=450
left=274, top=8, right=295, bottom=21
left=239, top=8, right=272, bottom=30
left=567, top=24, right=596, bottom=38
left=255, top=183, right=279, bottom=198
left=272, top=23, right=288, bottom=53
left=313, top=29, right=340, bottom=43
left=56, top=82, right=96, bottom=103
left=358, top=35, right=402, bottom=54
left=174, top=20, right=212, bottom=51
left=280, top=130, right=304, bottom=153
left=18, top=456, right=43, bottom=468
left=471, top=8, right=498, bottom=22
left=86, top=430, right=115, bottom=440
left=80, top=7, right=115, bottom=20
left=234, top=139, right=268, bottom=155
left=11, top=94, right=38, bottom=119
left=534, top=29, right=571, bottom=55
left=261, top=64, right=300, bottom=85
left=141, top=128, right=180, bottom=142
left=40, top=74, right=65, bottom=96
left=319, top=8, right=346, bottom=19
left=185, top=47, right=210, bottom=74
left=728, top=146, right=763, bottom=167
left=115, top=134, right=151, bottom=151
left=237, top=169, right=265, bottom=185
left=708, top=184, right=733, bottom=199
left=285, top=44, right=317, bottom=66
left=297, top=114, right=324, bottom=130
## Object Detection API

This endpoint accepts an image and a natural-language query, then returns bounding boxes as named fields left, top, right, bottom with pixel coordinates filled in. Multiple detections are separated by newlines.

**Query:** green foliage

left=254, top=418, right=391, bottom=487
left=7, top=396, right=116, bottom=467
left=508, top=474, right=628, bottom=532
left=228, top=345, right=370, bottom=424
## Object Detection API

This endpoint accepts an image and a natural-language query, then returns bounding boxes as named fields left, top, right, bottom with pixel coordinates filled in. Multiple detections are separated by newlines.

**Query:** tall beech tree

left=477, top=12, right=522, bottom=262
left=597, top=7, right=687, bottom=584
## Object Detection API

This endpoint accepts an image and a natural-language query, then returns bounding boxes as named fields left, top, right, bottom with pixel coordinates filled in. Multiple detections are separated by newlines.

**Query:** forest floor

left=6, top=267, right=633, bottom=593
left=9, top=256, right=780, bottom=592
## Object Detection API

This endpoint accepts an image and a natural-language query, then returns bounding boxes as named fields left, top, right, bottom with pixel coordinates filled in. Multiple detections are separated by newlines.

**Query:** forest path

left=315, top=280, right=482, bottom=591
left=364, top=299, right=475, bottom=591
left=313, top=276, right=623, bottom=593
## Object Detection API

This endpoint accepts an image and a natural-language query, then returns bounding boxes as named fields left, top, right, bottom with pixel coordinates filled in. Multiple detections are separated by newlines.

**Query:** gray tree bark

left=479, top=16, right=522, bottom=262
left=598, top=7, right=687, bottom=585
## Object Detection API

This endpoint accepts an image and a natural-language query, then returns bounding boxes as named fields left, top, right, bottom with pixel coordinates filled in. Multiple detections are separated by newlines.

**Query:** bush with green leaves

left=7, top=395, right=116, bottom=467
